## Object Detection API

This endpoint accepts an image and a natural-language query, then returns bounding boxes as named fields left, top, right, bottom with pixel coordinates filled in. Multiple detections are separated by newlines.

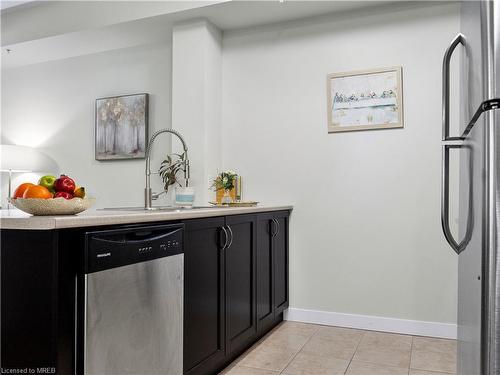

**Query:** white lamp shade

left=0, top=144, right=58, bottom=174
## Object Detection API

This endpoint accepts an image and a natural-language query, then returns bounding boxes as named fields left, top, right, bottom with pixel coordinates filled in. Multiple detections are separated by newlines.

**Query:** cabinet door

left=256, top=213, right=275, bottom=333
left=273, top=212, right=289, bottom=315
left=225, top=214, right=257, bottom=355
left=184, top=217, right=226, bottom=375
left=1, top=230, right=58, bottom=369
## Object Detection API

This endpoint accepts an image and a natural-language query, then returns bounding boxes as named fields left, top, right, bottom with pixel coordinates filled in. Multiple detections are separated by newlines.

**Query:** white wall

left=1, top=1, right=461, bottom=329
left=1, top=42, right=173, bottom=208
left=221, top=3, right=460, bottom=324
left=172, top=20, right=222, bottom=205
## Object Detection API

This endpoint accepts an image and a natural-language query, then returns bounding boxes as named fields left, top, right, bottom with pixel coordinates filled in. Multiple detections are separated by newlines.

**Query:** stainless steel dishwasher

left=80, top=223, right=183, bottom=375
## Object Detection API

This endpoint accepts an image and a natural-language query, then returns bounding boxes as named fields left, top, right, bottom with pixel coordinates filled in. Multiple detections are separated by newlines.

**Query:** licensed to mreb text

left=1, top=368, right=56, bottom=374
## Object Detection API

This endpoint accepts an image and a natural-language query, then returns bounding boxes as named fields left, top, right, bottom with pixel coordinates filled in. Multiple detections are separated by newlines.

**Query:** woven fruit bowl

left=9, top=197, right=95, bottom=216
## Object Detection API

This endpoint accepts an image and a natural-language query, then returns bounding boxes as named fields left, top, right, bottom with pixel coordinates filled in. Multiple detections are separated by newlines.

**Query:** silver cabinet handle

left=226, top=225, right=233, bottom=249
left=221, top=226, right=229, bottom=250
left=274, top=219, right=280, bottom=237
left=270, top=219, right=277, bottom=237
left=441, top=144, right=473, bottom=254
left=442, top=33, right=465, bottom=142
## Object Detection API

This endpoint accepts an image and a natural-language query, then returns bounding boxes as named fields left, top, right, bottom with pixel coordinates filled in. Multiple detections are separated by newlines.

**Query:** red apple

left=54, top=191, right=73, bottom=200
left=54, top=174, right=75, bottom=194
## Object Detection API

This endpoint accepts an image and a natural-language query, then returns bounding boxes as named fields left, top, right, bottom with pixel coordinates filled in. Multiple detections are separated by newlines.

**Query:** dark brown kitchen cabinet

left=273, top=211, right=289, bottom=315
left=225, top=214, right=257, bottom=356
left=184, top=214, right=258, bottom=374
left=256, top=213, right=275, bottom=333
left=1, top=210, right=289, bottom=375
left=1, top=230, right=59, bottom=370
left=184, top=217, right=226, bottom=375
left=1, top=228, right=79, bottom=375
left=256, top=211, right=290, bottom=335
left=184, top=211, right=289, bottom=375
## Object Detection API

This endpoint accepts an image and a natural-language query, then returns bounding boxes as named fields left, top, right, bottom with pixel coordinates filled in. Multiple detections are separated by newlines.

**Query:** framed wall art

left=327, top=67, right=403, bottom=133
left=95, top=93, right=149, bottom=160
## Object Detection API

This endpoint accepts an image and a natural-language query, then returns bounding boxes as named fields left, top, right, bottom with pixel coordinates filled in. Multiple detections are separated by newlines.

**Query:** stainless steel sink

left=98, top=206, right=217, bottom=212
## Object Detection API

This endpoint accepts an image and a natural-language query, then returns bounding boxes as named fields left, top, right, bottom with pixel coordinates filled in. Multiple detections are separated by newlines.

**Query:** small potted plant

left=211, top=170, right=237, bottom=205
left=159, top=152, right=194, bottom=207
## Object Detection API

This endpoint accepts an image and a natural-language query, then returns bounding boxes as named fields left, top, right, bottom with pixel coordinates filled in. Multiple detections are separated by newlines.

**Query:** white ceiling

left=179, top=1, right=393, bottom=30
left=1, top=1, right=227, bottom=46
left=0, top=0, right=33, bottom=11
left=1, top=0, right=403, bottom=69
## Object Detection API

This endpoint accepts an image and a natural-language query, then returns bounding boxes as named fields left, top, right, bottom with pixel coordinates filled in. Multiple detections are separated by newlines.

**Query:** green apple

left=38, top=175, right=57, bottom=193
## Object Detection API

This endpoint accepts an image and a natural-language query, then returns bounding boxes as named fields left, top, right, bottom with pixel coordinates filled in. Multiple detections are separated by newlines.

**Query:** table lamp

left=0, top=144, right=58, bottom=206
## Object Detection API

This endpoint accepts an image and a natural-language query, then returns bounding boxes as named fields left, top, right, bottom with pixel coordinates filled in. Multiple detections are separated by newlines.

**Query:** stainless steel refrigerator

left=441, top=1, right=500, bottom=374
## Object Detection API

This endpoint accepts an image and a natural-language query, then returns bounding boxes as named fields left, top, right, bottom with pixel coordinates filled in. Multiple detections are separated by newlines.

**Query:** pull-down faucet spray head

left=144, top=128, right=190, bottom=210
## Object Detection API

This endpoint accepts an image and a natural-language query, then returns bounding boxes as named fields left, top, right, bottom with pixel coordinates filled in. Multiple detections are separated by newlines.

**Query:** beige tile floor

left=220, top=322, right=457, bottom=375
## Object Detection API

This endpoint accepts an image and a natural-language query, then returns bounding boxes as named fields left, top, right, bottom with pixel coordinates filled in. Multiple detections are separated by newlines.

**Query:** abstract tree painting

left=95, top=93, right=148, bottom=160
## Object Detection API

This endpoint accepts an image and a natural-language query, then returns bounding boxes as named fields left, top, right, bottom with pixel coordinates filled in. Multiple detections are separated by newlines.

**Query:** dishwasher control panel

left=140, top=239, right=180, bottom=253
left=85, top=224, right=184, bottom=273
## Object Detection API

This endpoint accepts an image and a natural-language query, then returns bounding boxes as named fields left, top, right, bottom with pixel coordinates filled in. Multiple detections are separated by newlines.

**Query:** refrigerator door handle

left=441, top=144, right=473, bottom=254
left=442, top=33, right=466, bottom=142
left=460, top=98, right=500, bottom=139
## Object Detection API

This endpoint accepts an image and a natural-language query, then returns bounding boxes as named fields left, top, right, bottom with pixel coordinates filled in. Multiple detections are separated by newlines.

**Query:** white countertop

left=0, top=205, right=293, bottom=230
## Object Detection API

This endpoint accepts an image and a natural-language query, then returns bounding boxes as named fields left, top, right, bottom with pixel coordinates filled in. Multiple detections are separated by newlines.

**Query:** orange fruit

left=13, top=183, right=35, bottom=199
left=74, top=186, right=85, bottom=198
left=23, top=185, right=53, bottom=199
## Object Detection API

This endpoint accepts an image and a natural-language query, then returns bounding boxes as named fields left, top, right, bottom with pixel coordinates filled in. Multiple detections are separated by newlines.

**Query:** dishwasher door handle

left=91, top=228, right=182, bottom=246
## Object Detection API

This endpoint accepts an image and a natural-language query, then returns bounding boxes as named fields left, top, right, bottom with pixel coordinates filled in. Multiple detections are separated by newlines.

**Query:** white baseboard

left=284, top=308, right=457, bottom=339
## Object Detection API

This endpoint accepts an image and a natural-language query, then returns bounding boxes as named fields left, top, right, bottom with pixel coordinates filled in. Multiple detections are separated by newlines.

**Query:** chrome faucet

left=145, top=128, right=190, bottom=210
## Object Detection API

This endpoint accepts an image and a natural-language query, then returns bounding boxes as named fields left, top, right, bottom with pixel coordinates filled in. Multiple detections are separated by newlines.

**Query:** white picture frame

left=327, top=66, right=404, bottom=133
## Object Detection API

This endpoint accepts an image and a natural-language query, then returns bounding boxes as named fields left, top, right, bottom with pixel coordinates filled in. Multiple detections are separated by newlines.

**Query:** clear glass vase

left=174, top=187, right=195, bottom=208
left=221, top=189, right=233, bottom=205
